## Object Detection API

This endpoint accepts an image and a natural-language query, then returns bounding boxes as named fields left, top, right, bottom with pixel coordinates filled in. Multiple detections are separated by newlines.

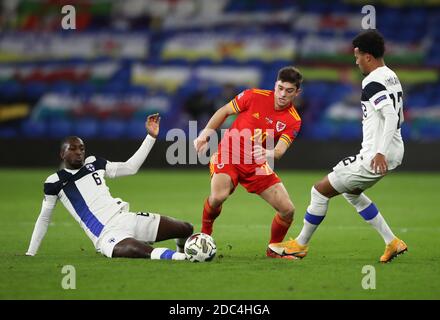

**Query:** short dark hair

left=277, top=66, right=303, bottom=89
left=60, top=136, right=82, bottom=152
left=352, top=30, right=385, bottom=58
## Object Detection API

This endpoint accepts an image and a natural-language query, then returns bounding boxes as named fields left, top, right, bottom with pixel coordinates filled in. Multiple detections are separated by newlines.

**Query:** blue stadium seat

left=99, top=119, right=126, bottom=139
left=0, top=81, right=22, bottom=101
left=406, top=94, right=430, bottom=108
left=100, top=81, right=126, bottom=96
left=48, top=119, right=73, bottom=138
left=72, top=119, right=99, bottom=138
left=417, top=121, right=440, bottom=140
left=20, top=119, right=47, bottom=137
left=336, top=121, right=362, bottom=141
left=24, top=82, right=48, bottom=101
left=126, top=118, right=148, bottom=139
left=400, top=123, right=412, bottom=141
left=51, top=81, right=73, bottom=95
left=302, top=2, right=330, bottom=14
left=75, top=83, right=97, bottom=97
left=0, top=126, right=18, bottom=138
left=305, top=120, right=338, bottom=141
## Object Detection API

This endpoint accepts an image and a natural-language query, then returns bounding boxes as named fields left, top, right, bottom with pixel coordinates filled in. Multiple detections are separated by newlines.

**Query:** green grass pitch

left=0, top=169, right=439, bottom=299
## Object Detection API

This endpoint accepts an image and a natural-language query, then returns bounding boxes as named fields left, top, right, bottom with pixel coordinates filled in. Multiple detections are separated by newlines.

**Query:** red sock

left=269, top=212, right=292, bottom=244
left=201, top=198, right=222, bottom=235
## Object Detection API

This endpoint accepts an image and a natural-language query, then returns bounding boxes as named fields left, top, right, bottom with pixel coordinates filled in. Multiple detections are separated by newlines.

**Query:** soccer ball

left=184, top=233, right=217, bottom=262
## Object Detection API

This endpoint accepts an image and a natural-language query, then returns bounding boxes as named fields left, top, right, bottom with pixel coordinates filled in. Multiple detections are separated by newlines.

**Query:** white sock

left=366, top=213, right=396, bottom=244
left=296, top=187, right=329, bottom=246
left=343, top=193, right=395, bottom=244
left=150, top=248, right=186, bottom=260
left=296, top=220, right=318, bottom=246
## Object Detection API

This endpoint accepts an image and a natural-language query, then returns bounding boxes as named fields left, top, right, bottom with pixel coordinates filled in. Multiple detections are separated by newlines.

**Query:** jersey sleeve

left=104, top=135, right=156, bottom=178
left=279, top=120, right=301, bottom=147
left=279, top=106, right=301, bottom=146
left=42, top=175, right=58, bottom=207
left=26, top=178, right=58, bottom=256
left=362, top=81, right=393, bottom=111
left=43, top=173, right=62, bottom=197
left=104, top=160, right=118, bottom=178
left=229, top=89, right=253, bottom=114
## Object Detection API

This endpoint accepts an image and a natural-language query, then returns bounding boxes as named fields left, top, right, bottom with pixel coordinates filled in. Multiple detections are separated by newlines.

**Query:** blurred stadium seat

left=0, top=0, right=439, bottom=142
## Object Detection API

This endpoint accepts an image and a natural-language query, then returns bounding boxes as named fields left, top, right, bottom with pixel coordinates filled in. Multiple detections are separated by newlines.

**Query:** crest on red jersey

left=276, top=121, right=286, bottom=132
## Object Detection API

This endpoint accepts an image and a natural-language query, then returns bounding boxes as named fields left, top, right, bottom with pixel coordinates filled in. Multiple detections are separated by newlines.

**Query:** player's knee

left=209, top=192, right=229, bottom=208
left=183, top=221, right=194, bottom=236
left=279, top=200, right=295, bottom=220
left=343, top=193, right=371, bottom=211
left=308, top=186, right=329, bottom=215
left=314, top=177, right=339, bottom=198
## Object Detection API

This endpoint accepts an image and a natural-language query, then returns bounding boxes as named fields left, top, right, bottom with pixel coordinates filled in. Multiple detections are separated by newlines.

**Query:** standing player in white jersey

left=268, top=30, right=408, bottom=263
left=26, top=114, right=193, bottom=260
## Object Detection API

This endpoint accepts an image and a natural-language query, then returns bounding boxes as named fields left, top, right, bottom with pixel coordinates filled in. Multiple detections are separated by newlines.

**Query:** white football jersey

left=43, top=156, right=128, bottom=245
left=359, top=66, right=404, bottom=172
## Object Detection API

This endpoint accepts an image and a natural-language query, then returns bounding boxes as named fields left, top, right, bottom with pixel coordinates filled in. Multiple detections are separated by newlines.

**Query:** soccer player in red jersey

left=193, top=66, right=302, bottom=259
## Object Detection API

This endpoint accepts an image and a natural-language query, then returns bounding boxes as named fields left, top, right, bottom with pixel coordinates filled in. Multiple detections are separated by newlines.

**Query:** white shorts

left=328, top=154, right=383, bottom=194
left=96, top=211, right=161, bottom=258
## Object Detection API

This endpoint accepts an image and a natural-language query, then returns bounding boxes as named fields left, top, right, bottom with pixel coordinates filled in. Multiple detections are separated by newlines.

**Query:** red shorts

left=209, top=152, right=281, bottom=194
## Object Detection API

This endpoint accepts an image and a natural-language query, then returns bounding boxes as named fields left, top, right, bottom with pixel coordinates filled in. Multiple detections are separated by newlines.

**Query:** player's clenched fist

left=146, top=113, right=160, bottom=138
left=193, top=136, right=207, bottom=154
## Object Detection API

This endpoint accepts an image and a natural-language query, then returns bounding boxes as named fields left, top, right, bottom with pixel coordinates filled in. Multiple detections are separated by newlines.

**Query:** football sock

left=201, top=198, right=222, bottom=235
left=269, top=212, right=292, bottom=244
left=269, top=212, right=293, bottom=243
left=150, top=248, right=186, bottom=260
left=296, top=187, right=329, bottom=246
left=343, top=193, right=395, bottom=244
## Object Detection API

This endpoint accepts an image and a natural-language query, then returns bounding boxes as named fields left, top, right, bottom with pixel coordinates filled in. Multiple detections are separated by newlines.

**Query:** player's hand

left=146, top=113, right=160, bottom=138
left=252, top=145, right=274, bottom=162
left=371, top=153, right=388, bottom=175
left=194, top=136, right=208, bottom=154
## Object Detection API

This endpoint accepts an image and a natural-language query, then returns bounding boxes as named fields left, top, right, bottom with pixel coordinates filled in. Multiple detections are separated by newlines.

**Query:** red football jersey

left=218, top=88, right=301, bottom=165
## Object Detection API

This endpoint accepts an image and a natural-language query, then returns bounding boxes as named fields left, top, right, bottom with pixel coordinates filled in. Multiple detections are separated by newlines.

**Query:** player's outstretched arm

left=26, top=197, right=56, bottom=256
left=107, top=114, right=160, bottom=178
left=194, top=103, right=235, bottom=153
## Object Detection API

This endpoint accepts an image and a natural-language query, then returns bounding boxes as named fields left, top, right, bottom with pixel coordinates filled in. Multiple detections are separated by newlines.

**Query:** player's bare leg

left=112, top=216, right=192, bottom=259
left=112, top=238, right=186, bottom=261
left=314, top=175, right=342, bottom=198
left=112, top=238, right=153, bottom=258
left=268, top=175, right=338, bottom=258
left=259, top=182, right=295, bottom=242
left=155, top=216, right=193, bottom=252
left=259, top=182, right=297, bottom=259
left=201, top=173, right=234, bottom=235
